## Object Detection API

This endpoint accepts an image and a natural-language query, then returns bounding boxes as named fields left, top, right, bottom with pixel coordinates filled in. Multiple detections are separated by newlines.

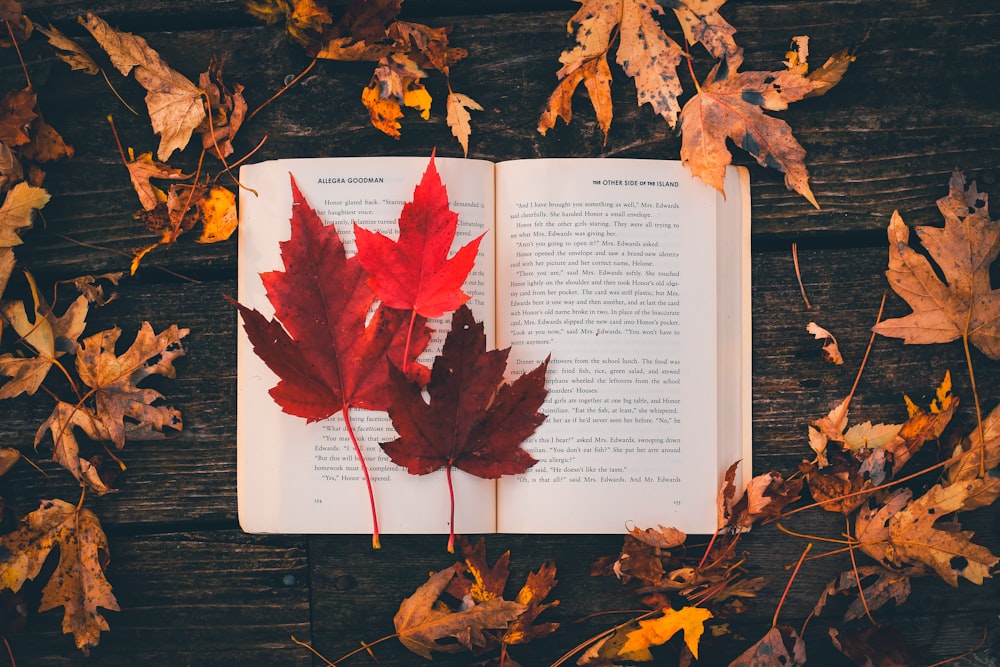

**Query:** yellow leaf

left=196, top=186, right=238, bottom=243
left=620, top=606, right=713, bottom=659
left=0, top=181, right=50, bottom=247
left=362, top=82, right=403, bottom=138
left=403, top=81, right=432, bottom=120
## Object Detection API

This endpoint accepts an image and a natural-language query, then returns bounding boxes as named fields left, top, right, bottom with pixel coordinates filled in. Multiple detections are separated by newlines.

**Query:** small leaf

left=620, top=606, right=713, bottom=659
left=446, top=91, right=482, bottom=157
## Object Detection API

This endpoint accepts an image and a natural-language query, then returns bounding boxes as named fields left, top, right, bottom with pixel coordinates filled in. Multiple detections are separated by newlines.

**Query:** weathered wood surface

left=1, top=0, right=998, bottom=665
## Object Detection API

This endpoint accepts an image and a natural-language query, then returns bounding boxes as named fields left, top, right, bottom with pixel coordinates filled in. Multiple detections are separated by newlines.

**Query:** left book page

left=237, top=156, right=497, bottom=534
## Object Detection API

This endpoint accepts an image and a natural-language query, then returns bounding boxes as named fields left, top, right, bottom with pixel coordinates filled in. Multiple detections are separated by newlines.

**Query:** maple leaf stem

left=844, top=516, right=876, bottom=625
left=446, top=462, right=456, bottom=553
left=772, top=542, right=811, bottom=628
left=960, top=331, right=987, bottom=477
left=682, top=40, right=701, bottom=94
left=5, top=19, right=31, bottom=90
left=2, top=634, right=15, bottom=667
left=341, top=408, right=381, bottom=549
left=402, top=309, right=418, bottom=377
left=246, top=56, right=318, bottom=124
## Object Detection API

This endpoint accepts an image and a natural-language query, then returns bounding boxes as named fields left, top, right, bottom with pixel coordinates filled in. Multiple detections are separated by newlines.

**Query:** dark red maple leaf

left=382, top=305, right=548, bottom=550
left=354, top=153, right=485, bottom=368
left=234, top=173, right=432, bottom=547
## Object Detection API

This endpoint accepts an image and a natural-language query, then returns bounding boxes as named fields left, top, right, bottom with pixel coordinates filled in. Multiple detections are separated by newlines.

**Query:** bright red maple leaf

left=354, top=154, right=484, bottom=319
left=234, top=173, right=432, bottom=547
left=382, top=305, right=548, bottom=550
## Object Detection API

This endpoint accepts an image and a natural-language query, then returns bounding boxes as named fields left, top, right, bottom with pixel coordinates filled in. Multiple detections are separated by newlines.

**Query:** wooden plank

left=1, top=2, right=996, bottom=277
left=4, top=530, right=311, bottom=666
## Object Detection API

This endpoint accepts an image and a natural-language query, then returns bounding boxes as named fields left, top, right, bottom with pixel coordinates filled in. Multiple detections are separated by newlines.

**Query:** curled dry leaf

left=73, top=322, right=188, bottom=448
left=873, top=170, right=1000, bottom=359
left=0, top=499, right=119, bottom=653
left=81, top=12, right=206, bottom=161
left=198, top=58, right=247, bottom=159
left=813, top=565, right=911, bottom=622
left=0, top=446, right=18, bottom=477
left=34, top=401, right=116, bottom=496
left=806, top=321, right=844, bottom=364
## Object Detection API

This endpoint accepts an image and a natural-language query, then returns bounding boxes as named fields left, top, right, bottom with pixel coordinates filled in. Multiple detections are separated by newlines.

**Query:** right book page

left=493, top=158, right=751, bottom=534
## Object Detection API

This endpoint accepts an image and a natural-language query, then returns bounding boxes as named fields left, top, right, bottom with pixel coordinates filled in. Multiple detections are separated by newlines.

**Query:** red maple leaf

left=382, top=305, right=548, bottom=550
left=234, top=173, right=431, bottom=547
left=354, top=154, right=484, bottom=366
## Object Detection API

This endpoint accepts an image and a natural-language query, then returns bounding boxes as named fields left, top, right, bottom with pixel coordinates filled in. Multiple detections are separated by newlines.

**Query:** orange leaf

left=620, top=605, right=713, bottom=659
left=196, top=186, right=238, bottom=243
left=445, top=91, right=482, bottom=157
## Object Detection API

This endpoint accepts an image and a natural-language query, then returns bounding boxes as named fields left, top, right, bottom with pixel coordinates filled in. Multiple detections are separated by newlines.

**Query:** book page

left=494, top=158, right=747, bottom=534
left=237, top=156, right=497, bottom=534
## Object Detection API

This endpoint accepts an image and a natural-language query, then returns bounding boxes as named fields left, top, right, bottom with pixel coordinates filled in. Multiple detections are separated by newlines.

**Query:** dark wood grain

left=2, top=0, right=999, bottom=665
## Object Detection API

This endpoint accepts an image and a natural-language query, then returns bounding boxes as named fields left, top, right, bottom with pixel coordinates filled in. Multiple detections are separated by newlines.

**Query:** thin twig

left=792, top=242, right=811, bottom=308
left=247, top=57, right=318, bottom=123
left=773, top=543, right=812, bottom=628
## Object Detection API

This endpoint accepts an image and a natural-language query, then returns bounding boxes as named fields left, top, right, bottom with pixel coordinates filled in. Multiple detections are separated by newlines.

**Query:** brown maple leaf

left=34, top=402, right=116, bottom=496
left=873, top=170, right=1000, bottom=359
left=394, top=565, right=526, bottom=660
left=73, top=322, right=188, bottom=448
left=814, top=565, right=911, bottom=622
left=503, top=559, right=559, bottom=646
left=19, top=118, right=74, bottom=164
left=730, top=625, right=806, bottom=666
left=81, top=13, right=206, bottom=161
left=0, top=499, right=119, bottom=653
left=679, top=54, right=833, bottom=206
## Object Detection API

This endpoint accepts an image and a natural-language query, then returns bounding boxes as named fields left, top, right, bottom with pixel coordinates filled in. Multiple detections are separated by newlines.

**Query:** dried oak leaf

left=813, top=565, right=911, bottom=622
left=0, top=271, right=88, bottom=399
left=74, top=322, right=188, bottom=449
left=873, top=170, right=1000, bottom=359
left=60, top=272, right=124, bottom=306
left=729, top=624, right=806, bottom=667
left=354, top=154, right=484, bottom=318
left=0, top=498, right=119, bottom=653
left=944, top=401, right=1000, bottom=506
left=394, top=565, right=526, bottom=660
left=382, top=305, right=547, bottom=548
left=19, top=118, right=74, bottom=164
left=82, top=12, right=206, bottom=161
left=720, top=460, right=802, bottom=529
left=539, top=0, right=684, bottom=141
left=0, top=180, right=49, bottom=247
left=34, top=402, right=116, bottom=496
left=448, top=536, right=511, bottom=602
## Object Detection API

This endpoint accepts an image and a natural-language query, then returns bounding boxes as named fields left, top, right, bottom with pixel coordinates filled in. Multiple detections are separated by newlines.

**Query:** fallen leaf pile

left=343, top=537, right=558, bottom=664
left=0, top=5, right=191, bottom=653
left=35, top=12, right=248, bottom=273
left=539, top=1, right=855, bottom=206
left=245, top=0, right=482, bottom=154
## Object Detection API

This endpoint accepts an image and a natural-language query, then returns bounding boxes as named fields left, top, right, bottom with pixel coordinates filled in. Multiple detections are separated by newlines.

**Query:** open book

left=236, top=156, right=751, bottom=535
